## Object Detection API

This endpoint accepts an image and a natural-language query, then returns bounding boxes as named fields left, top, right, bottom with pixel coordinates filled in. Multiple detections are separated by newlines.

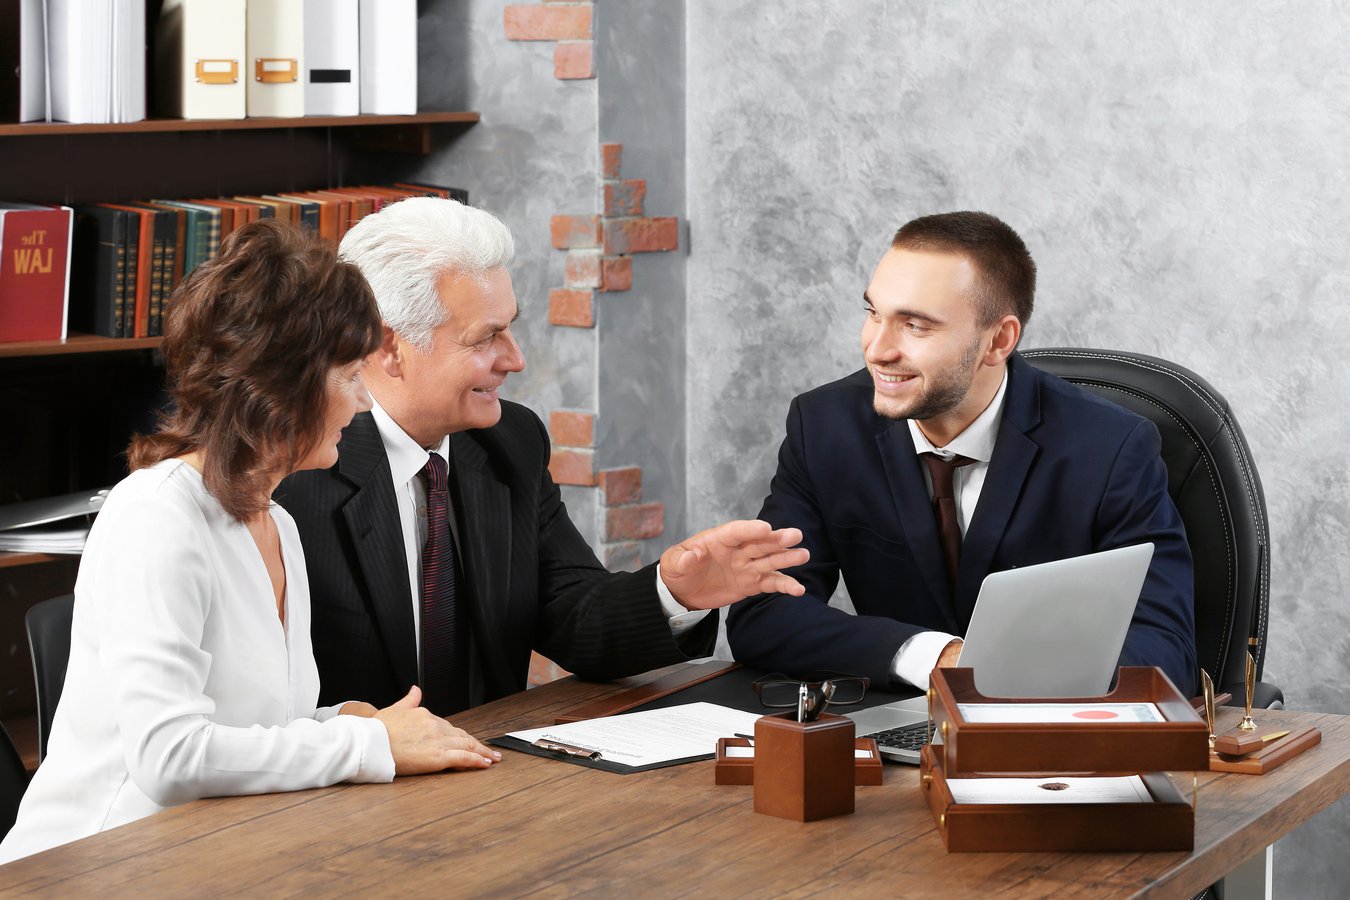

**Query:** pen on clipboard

left=532, top=738, right=603, bottom=761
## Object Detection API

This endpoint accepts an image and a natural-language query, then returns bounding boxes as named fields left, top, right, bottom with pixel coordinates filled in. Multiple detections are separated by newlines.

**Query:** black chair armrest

left=1219, top=680, right=1284, bottom=710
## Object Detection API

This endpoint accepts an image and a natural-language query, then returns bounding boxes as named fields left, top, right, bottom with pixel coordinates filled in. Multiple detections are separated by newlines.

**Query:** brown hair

left=128, top=219, right=382, bottom=522
left=892, top=211, right=1036, bottom=327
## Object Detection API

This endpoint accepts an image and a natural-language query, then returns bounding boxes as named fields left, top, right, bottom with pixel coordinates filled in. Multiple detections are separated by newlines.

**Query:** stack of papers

left=21, top=0, right=146, bottom=124
left=0, top=487, right=108, bottom=555
left=0, top=523, right=88, bottom=554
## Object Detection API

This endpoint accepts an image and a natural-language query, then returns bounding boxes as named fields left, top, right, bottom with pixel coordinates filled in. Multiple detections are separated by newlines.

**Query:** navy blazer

left=725, top=353, right=1197, bottom=695
left=276, top=402, right=716, bottom=710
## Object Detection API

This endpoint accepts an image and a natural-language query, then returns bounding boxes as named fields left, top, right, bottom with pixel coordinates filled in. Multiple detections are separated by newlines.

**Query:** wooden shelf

left=0, top=334, right=164, bottom=359
left=0, top=552, right=77, bottom=570
left=0, top=111, right=480, bottom=138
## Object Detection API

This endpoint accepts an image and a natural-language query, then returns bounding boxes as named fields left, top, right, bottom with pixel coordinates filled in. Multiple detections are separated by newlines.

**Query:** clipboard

left=486, top=734, right=714, bottom=775
left=488, top=700, right=763, bottom=775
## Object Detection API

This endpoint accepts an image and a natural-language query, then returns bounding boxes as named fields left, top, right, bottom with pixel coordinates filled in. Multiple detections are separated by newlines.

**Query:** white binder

left=156, top=0, right=246, bottom=120
left=246, top=0, right=304, bottom=118
left=303, top=0, right=359, bottom=116
left=359, top=0, right=416, bottom=115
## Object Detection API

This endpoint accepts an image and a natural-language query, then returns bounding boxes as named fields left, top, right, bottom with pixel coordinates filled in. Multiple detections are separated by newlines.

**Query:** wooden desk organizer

left=919, top=667, right=1210, bottom=852
left=714, top=737, right=883, bottom=786
left=752, top=712, right=856, bottom=822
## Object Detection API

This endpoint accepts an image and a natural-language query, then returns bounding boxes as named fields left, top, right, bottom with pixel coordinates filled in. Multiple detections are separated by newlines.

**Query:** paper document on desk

left=505, top=702, right=761, bottom=769
left=947, top=775, right=1155, bottom=805
left=957, top=702, right=1164, bottom=724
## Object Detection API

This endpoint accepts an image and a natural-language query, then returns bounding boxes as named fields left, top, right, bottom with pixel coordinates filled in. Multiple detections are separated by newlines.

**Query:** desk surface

left=2, top=668, right=1348, bottom=898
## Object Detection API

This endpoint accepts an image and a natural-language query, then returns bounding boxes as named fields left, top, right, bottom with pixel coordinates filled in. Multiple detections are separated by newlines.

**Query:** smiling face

left=371, top=266, right=526, bottom=447
left=861, top=247, right=1019, bottom=445
left=295, top=359, right=374, bottom=472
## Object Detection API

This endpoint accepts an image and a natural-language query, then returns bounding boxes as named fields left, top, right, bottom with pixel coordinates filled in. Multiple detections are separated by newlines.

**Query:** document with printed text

left=504, top=701, right=762, bottom=770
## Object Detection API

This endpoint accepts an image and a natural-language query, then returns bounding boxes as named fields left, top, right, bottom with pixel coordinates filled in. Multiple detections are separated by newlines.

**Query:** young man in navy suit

left=726, top=211, right=1196, bottom=695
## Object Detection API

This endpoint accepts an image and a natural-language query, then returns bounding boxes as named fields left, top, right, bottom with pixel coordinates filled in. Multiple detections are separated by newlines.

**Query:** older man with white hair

left=277, top=197, right=807, bottom=717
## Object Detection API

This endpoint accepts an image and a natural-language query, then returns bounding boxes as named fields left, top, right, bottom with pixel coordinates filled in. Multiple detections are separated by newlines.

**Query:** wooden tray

left=930, top=667, right=1211, bottom=775
left=919, top=744, right=1194, bottom=852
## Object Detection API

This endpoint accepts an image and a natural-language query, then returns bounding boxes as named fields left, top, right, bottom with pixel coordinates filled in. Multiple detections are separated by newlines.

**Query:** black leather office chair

left=25, top=593, right=75, bottom=763
left=0, top=722, right=29, bottom=839
left=1021, top=348, right=1281, bottom=708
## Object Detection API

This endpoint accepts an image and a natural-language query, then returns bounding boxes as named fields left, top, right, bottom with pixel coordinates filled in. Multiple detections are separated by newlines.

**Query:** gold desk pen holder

left=1239, top=650, right=1257, bottom=731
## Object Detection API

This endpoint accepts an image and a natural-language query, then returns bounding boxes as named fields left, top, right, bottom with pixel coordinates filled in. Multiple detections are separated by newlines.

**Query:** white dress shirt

left=0, top=460, right=394, bottom=864
left=890, top=371, right=1009, bottom=689
left=367, top=400, right=704, bottom=678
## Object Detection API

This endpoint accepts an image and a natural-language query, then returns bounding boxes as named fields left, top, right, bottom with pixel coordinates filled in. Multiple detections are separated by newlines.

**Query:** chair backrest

left=0, top=722, right=29, bottom=839
left=25, top=593, right=74, bottom=764
left=1020, top=348, right=1270, bottom=691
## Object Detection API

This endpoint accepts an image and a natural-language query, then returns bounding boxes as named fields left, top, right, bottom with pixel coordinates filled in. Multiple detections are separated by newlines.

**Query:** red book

left=0, top=203, right=74, bottom=343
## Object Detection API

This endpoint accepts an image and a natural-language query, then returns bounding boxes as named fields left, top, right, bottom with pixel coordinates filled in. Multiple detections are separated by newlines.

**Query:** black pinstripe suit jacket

left=275, top=402, right=716, bottom=710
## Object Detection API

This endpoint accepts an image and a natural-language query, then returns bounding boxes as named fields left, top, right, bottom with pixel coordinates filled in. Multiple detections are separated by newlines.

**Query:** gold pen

left=1239, top=651, right=1257, bottom=731
left=1201, top=670, right=1216, bottom=750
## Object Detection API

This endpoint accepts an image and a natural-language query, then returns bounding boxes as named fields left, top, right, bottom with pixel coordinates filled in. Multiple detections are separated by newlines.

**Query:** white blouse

left=0, top=460, right=394, bottom=863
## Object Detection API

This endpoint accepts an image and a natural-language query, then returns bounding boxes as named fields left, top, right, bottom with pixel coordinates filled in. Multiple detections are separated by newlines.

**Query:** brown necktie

left=921, top=452, right=975, bottom=589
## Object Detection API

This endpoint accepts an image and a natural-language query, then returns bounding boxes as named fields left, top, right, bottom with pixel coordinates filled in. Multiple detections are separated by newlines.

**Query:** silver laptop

left=846, top=542, right=1155, bottom=763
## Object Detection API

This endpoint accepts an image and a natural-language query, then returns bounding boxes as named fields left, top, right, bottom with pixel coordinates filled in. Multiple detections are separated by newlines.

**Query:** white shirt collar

left=908, top=369, right=1009, bottom=462
left=368, top=397, right=451, bottom=485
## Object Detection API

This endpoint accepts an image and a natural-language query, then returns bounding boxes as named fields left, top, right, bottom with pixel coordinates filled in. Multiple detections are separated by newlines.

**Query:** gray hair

left=338, top=197, right=515, bottom=351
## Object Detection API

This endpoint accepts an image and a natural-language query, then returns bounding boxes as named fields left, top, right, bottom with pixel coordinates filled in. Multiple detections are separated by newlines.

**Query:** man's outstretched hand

left=659, top=519, right=809, bottom=610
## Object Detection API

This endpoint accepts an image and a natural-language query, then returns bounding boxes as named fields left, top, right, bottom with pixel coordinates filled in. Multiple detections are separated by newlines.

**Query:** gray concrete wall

left=415, top=0, right=601, bottom=544
left=685, top=2, right=1350, bottom=894
left=596, top=1, right=688, bottom=561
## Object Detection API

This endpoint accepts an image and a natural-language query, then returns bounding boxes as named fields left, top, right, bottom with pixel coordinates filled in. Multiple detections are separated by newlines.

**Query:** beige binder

left=246, top=0, right=304, bottom=118
left=156, top=0, right=247, bottom=120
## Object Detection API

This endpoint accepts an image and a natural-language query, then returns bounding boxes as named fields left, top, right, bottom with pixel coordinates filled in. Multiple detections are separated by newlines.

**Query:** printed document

left=506, top=702, right=761, bottom=769
left=947, top=775, right=1156, bottom=805
left=956, top=702, right=1164, bottom=724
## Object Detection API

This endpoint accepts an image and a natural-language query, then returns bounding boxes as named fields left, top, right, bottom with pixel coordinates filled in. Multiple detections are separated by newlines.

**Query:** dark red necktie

left=921, top=452, right=975, bottom=589
left=419, top=453, right=470, bottom=716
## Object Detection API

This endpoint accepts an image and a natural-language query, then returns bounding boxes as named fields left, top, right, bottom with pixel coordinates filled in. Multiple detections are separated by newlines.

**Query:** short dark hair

left=891, top=211, right=1036, bottom=327
left=129, top=220, right=382, bottom=522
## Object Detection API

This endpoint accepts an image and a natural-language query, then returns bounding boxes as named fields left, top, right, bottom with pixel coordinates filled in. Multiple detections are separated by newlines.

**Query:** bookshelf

left=0, top=111, right=479, bottom=137
left=0, top=110, right=480, bottom=767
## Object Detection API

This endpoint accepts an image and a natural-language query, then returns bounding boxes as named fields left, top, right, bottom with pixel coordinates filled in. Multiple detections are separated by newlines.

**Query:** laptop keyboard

left=861, top=721, right=935, bottom=751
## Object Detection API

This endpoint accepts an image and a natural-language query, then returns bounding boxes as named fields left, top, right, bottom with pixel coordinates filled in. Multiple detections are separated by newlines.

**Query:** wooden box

left=919, top=667, right=1210, bottom=852
left=752, top=712, right=856, bottom=822
left=715, top=737, right=883, bottom=786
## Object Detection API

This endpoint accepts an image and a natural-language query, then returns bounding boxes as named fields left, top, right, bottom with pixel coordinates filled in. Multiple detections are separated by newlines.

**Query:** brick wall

left=509, top=10, right=684, bottom=687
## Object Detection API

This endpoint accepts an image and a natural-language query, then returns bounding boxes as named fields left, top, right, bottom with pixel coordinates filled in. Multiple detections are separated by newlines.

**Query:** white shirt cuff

left=654, top=562, right=711, bottom=635
left=892, top=631, right=961, bottom=690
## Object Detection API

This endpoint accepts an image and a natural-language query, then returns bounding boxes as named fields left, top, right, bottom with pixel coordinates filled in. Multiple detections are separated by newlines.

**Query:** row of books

left=9, top=0, right=415, bottom=125
left=0, top=182, right=467, bottom=344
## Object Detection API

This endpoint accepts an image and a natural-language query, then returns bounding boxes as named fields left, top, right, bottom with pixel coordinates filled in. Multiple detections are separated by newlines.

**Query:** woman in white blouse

left=0, top=220, right=498, bottom=863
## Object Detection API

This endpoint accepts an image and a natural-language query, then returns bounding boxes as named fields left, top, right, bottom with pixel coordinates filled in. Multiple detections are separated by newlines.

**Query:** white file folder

left=247, top=0, right=304, bottom=117
left=156, top=0, right=246, bottom=120
left=359, top=0, right=416, bottom=115
left=18, top=0, right=50, bottom=122
left=304, top=0, right=359, bottom=116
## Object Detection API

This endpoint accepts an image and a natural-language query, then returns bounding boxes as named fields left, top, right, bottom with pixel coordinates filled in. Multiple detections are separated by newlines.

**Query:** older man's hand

left=658, top=519, right=809, bottom=610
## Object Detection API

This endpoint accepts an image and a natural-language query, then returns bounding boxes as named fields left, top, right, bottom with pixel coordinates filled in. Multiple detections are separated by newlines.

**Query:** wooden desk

left=1, top=670, right=1347, bottom=897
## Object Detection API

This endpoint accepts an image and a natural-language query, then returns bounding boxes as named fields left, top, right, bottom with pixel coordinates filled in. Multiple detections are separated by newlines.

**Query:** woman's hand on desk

left=374, top=686, right=502, bottom=775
